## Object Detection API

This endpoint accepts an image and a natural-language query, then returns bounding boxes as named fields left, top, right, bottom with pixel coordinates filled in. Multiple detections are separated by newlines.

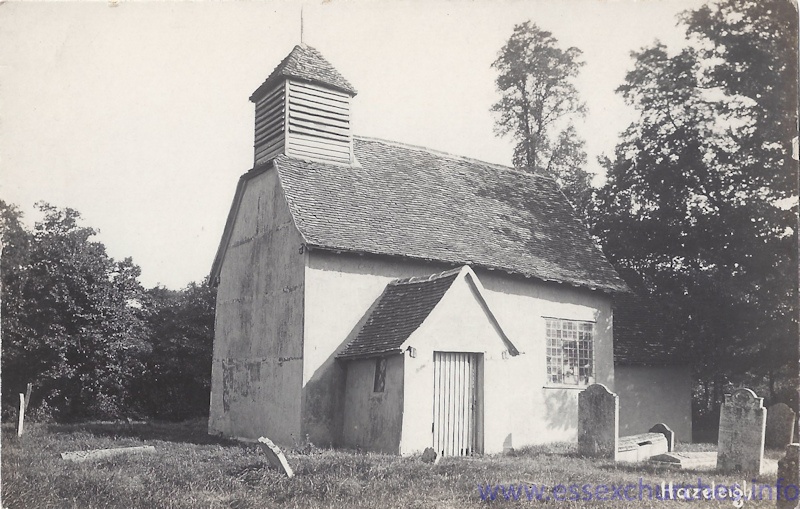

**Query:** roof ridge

left=353, top=135, right=556, bottom=182
left=391, top=266, right=464, bottom=286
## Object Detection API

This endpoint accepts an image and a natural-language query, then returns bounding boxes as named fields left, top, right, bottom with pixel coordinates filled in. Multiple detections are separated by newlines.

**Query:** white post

left=17, top=393, right=25, bottom=437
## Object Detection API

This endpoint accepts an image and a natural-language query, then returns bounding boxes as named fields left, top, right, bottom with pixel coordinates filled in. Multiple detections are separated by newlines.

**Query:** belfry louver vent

left=286, top=81, right=352, bottom=164
left=251, top=44, right=356, bottom=166
left=254, top=84, right=286, bottom=165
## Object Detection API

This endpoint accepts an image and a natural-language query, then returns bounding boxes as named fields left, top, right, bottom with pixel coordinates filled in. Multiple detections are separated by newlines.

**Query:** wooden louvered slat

left=290, top=134, right=351, bottom=156
left=255, top=95, right=285, bottom=119
left=288, top=147, right=351, bottom=164
left=290, top=102, right=348, bottom=123
left=256, top=130, right=285, bottom=152
left=289, top=116, right=349, bottom=138
left=289, top=95, right=350, bottom=116
left=289, top=109, right=350, bottom=130
left=255, top=131, right=283, bottom=150
left=253, top=82, right=286, bottom=165
left=288, top=124, right=349, bottom=143
left=255, top=84, right=285, bottom=110
left=255, top=122, right=283, bottom=142
left=289, top=80, right=350, bottom=103
left=255, top=115, right=285, bottom=140
left=289, top=88, right=350, bottom=110
left=288, top=140, right=349, bottom=157
left=255, top=140, right=284, bottom=165
left=255, top=135, right=283, bottom=156
left=255, top=107, right=284, bottom=131
left=255, top=120, right=284, bottom=143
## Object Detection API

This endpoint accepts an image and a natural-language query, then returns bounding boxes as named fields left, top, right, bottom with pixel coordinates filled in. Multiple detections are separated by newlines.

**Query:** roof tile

left=275, top=137, right=628, bottom=293
left=337, top=268, right=461, bottom=359
left=250, top=44, right=357, bottom=102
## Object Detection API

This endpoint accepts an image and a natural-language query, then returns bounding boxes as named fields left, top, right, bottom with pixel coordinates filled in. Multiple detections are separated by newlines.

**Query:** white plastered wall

left=303, top=252, right=614, bottom=450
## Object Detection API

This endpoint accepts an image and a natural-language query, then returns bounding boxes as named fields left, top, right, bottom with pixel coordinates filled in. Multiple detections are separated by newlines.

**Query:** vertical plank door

left=432, top=352, right=478, bottom=456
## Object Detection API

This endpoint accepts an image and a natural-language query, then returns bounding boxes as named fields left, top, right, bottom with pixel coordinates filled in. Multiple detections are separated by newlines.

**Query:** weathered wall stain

left=209, top=167, right=305, bottom=443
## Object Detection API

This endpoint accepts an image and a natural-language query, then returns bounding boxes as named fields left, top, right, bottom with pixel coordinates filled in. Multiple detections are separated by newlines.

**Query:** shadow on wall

left=302, top=291, right=385, bottom=448
left=544, top=388, right=579, bottom=434
left=308, top=251, right=454, bottom=281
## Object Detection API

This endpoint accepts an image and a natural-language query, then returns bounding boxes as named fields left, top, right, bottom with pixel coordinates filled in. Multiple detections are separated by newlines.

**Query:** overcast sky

left=1, top=0, right=706, bottom=289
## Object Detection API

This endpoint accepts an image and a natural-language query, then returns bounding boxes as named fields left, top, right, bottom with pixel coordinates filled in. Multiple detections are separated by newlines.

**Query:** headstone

left=257, top=437, right=294, bottom=478
left=421, top=447, right=437, bottom=463
left=61, top=445, right=156, bottom=462
left=649, top=423, right=675, bottom=452
left=767, top=403, right=796, bottom=449
left=716, top=388, right=766, bottom=474
left=578, top=383, right=619, bottom=460
left=777, top=444, right=799, bottom=509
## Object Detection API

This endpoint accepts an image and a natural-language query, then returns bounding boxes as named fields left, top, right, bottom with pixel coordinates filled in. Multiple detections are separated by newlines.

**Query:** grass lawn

left=1, top=420, right=789, bottom=508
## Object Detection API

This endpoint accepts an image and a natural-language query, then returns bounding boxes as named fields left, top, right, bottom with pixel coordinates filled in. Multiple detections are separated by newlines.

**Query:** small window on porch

left=373, top=357, right=387, bottom=392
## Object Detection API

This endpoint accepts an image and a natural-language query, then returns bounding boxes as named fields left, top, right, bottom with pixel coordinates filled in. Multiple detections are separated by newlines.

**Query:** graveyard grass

left=2, top=420, right=788, bottom=509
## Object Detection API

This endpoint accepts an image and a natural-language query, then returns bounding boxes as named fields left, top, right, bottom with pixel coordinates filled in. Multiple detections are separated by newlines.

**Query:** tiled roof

left=249, top=44, right=357, bottom=102
left=336, top=268, right=461, bottom=359
left=613, top=291, right=688, bottom=366
left=273, top=137, right=628, bottom=293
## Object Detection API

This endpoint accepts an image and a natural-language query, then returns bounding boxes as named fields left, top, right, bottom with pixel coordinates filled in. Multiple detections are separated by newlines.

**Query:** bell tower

left=249, top=44, right=357, bottom=166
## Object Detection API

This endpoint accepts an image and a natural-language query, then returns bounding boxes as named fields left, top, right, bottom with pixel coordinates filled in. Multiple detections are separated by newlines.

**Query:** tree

left=1, top=202, right=151, bottom=420
left=139, top=281, right=216, bottom=420
left=1, top=201, right=33, bottom=418
left=591, top=0, right=798, bottom=423
left=491, top=21, right=592, bottom=216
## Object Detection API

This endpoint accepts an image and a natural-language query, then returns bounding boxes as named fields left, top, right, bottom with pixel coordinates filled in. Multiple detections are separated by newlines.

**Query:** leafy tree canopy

left=1, top=201, right=216, bottom=421
left=592, top=0, right=798, bottom=405
left=492, top=21, right=592, bottom=218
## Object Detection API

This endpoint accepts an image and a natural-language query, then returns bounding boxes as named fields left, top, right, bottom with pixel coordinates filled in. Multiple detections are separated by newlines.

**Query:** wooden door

left=432, top=352, right=480, bottom=456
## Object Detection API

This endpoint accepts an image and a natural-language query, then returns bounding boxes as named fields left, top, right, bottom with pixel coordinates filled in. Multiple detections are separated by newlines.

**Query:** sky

left=0, top=0, right=707, bottom=289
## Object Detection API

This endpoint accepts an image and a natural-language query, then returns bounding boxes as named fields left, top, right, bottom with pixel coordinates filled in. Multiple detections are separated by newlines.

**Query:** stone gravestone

left=777, top=444, right=799, bottom=509
left=578, top=383, right=618, bottom=460
left=716, top=388, right=766, bottom=475
left=257, top=437, right=294, bottom=478
left=649, top=423, right=675, bottom=452
left=767, top=403, right=796, bottom=449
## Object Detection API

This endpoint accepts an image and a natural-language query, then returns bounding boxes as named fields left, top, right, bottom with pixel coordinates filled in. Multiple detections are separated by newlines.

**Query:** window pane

left=545, top=318, right=594, bottom=386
